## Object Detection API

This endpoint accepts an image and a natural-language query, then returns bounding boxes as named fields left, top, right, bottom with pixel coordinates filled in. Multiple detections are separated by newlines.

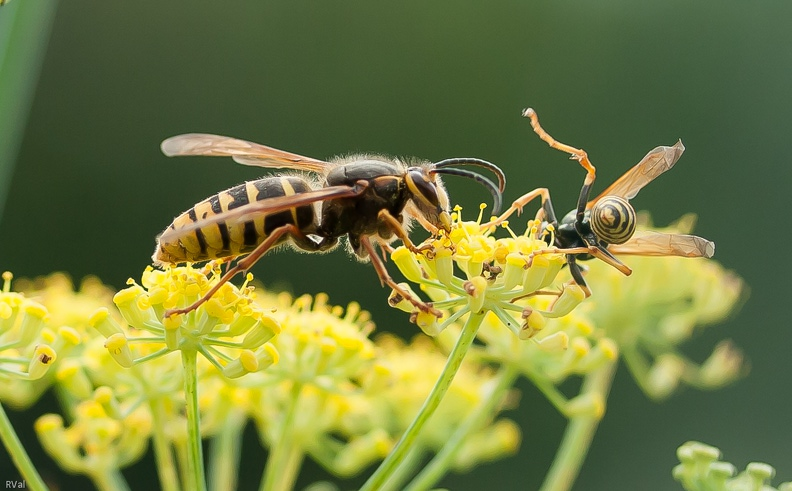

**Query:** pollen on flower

left=89, top=264, right=279, bottom=374
left=388, top=206, right=576, bottom=336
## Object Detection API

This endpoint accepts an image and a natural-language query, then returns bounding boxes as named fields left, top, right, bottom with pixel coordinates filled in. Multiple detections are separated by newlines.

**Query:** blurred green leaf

left=0, top=0, right=58, bottom=218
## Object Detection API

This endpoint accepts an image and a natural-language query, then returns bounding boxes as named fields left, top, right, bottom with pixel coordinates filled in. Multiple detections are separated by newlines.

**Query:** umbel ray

left=487, top=108, right=714, bottom=296
left=153, top=133, right=505, bottom=317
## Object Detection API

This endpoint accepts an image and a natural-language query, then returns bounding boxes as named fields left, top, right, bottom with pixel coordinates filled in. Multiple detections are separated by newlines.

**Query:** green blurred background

left=1, top=1, right=790, bottom=490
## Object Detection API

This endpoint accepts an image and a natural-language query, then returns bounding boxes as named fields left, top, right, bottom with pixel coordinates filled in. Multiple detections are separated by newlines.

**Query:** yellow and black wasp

left=153, top=134, right=505, bottom=317
left=488, top=108, right=714, bottom=296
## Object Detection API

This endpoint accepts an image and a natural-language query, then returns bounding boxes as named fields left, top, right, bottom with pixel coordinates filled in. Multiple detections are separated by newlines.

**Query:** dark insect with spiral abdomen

left=488, top=108, right=714, bottom=296
left=153, top=134, right=505, bottom=317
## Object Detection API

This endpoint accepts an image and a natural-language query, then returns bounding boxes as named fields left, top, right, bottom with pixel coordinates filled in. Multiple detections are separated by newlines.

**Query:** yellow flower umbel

left=0, top=271, right=83, bottom=491
left=89, top=264, right=279, bottom=373
left=35, top=397, right=152, bottom=487
left=363, top=206, right=584, bottom=491
left=455, top=299, right=615, bottom=420
left=86, top=263, right=281, bottom=491
left=0, top=272, right=77, bottom=407
left=15, top=272, right=117, bottom=337
left=246, top=293, right=377, bottom=482
left=583, top=214, right=745, bottom=400
left=390, top=204, right=582, bottom=337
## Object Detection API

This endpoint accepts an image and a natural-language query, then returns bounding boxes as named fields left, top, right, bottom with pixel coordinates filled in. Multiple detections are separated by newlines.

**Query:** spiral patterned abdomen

left=590, top=196, right=636, bottom=245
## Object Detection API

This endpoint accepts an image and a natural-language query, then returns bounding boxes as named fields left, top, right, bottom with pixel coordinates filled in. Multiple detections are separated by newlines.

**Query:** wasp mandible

left=153, top=134, right=505, bottom=317
left=487, top=108, right=714, bottom=296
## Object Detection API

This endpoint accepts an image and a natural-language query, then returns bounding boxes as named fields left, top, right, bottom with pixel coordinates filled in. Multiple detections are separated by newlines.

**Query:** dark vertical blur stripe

left=0, top=0, right=59, bottom=220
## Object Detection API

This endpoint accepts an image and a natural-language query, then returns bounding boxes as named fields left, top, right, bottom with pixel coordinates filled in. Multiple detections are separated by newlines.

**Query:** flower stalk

left=0, top=402, right=48, bottom=491
left=208, top=411, right=245, bottom=491
left=149, top=397, right=181, bottom=491
left=404, top=363, right=520, bottom=491
left=540, top=360, right=616, bottom=491
left=360, top=310, right=486, bottom=491
left=181, top=348, right=207, bottom=491
left=260, top=382, right=305, bottom=491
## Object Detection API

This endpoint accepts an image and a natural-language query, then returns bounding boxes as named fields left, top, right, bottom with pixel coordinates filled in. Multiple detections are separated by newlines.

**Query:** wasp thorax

left=590, top=196, right=636, bottom=245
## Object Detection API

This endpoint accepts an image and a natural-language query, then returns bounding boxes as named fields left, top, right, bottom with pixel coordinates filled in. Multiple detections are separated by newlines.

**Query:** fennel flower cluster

left=0, top=206, right=749, bottom=491
left=89, top=264, right=280, bottom=374
left=390, top=206, right=612, bottom=420
left=390, top=204, right=585, bottom=338
left=361, top=333, right=521, bottom=471
left=0, top=272, right=77, bottom=407
left=1, top=264, right=518, bottom=490
left=674, top=441, right=791, bottom=491
left=582, top=214, right=745, bottom=400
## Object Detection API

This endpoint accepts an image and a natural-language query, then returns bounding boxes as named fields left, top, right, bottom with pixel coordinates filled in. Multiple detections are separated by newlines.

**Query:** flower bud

left=223, top=350, right=259, bottom=378
left=502, top=254, right=527, bottom=291
left=543, top=284, right=585, bottom=318
left=647, top=354, right=685, bottom=400
left=465, top=276, right=488, bottom=313
left=536, top=331, right=569, bottom=352
left=28, top=344, right=57, bottom=380
left=519, top=309, right=546, bottom=339
left=104, top=333, right=134, bottom=368
left=241, top=314, right=281, bottom=349
left=392, top=247, right=424, bottom=283
left=433, top=248, right=454, bottom=286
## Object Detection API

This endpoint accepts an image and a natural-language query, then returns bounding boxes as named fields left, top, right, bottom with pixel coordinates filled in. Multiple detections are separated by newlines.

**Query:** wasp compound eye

left=590, top=196, right=636, bottom=244
left=405, top=168, right=442, bottom=210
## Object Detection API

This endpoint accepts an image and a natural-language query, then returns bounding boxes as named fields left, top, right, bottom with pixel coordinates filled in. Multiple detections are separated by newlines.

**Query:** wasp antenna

left=432, top=158, right=506, bottom=192
left=431, top=167, right=503, bottom=214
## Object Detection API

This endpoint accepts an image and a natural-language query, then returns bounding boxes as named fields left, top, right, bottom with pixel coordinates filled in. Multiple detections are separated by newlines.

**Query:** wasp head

left=405, top=167, right=453, bottom=232
left=407, top=158, right=506, bottom=233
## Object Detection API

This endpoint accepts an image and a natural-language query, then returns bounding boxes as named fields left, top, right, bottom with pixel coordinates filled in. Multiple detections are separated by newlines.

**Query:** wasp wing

left=161, top=133, right=331, bottom=173
left=587, top=140, right=685, bottom=208
left=607, top=230, right=714, bottom=258
left=158, top=183, right=366, bottom=243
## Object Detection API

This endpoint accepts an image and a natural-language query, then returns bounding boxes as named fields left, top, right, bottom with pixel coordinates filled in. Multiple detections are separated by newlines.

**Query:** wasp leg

left=528, top=244, right=632, bottom=276
left=485, top=187, right=554, bottom=230
left=359, top=235, right=443, bottom=318
left=377, top=209, right=433, bottom=255
left=586, top=245, right=632, bottom=276
left=164, top=224, right=305, bottom=318
left=522, top=108, right=600, bottom=222
left=414, top=214, right=439, bottom=235
left=567, top=255, right=592, bottom=297
left=523, top=108, right=596, bottom=183
left=376, top=240, right=395, bottom=264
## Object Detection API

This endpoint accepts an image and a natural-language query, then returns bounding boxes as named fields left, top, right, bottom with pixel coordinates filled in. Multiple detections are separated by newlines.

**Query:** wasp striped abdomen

left=589, top=195, right=636, bottom=245
left=153, top=176, right=316, bottom=265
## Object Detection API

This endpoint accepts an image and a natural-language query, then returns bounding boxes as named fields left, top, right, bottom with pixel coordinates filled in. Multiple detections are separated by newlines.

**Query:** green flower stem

left=380, top=446, right=425, bottom=491
left=209, top=412, right=245, bottom=491
left=260, top=382, right=305, bottom=491
left=404, top=364, right=520, bottom=491
left=149, top=397, right=181, bottom=491
left=531, top=375, right=574, bottom=412
left=0, top=402, right=47, bottom=491
left=182, top=349, right=208, bottom=491
left=539, top=361, right=617, bottom=491
left=90, top=468, right=130, bottom=491
left=360, top=310, right=486, bottom=491
left=621, top=345, right=653, bottom=395
left=174, top=438, right=190, bottom=490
